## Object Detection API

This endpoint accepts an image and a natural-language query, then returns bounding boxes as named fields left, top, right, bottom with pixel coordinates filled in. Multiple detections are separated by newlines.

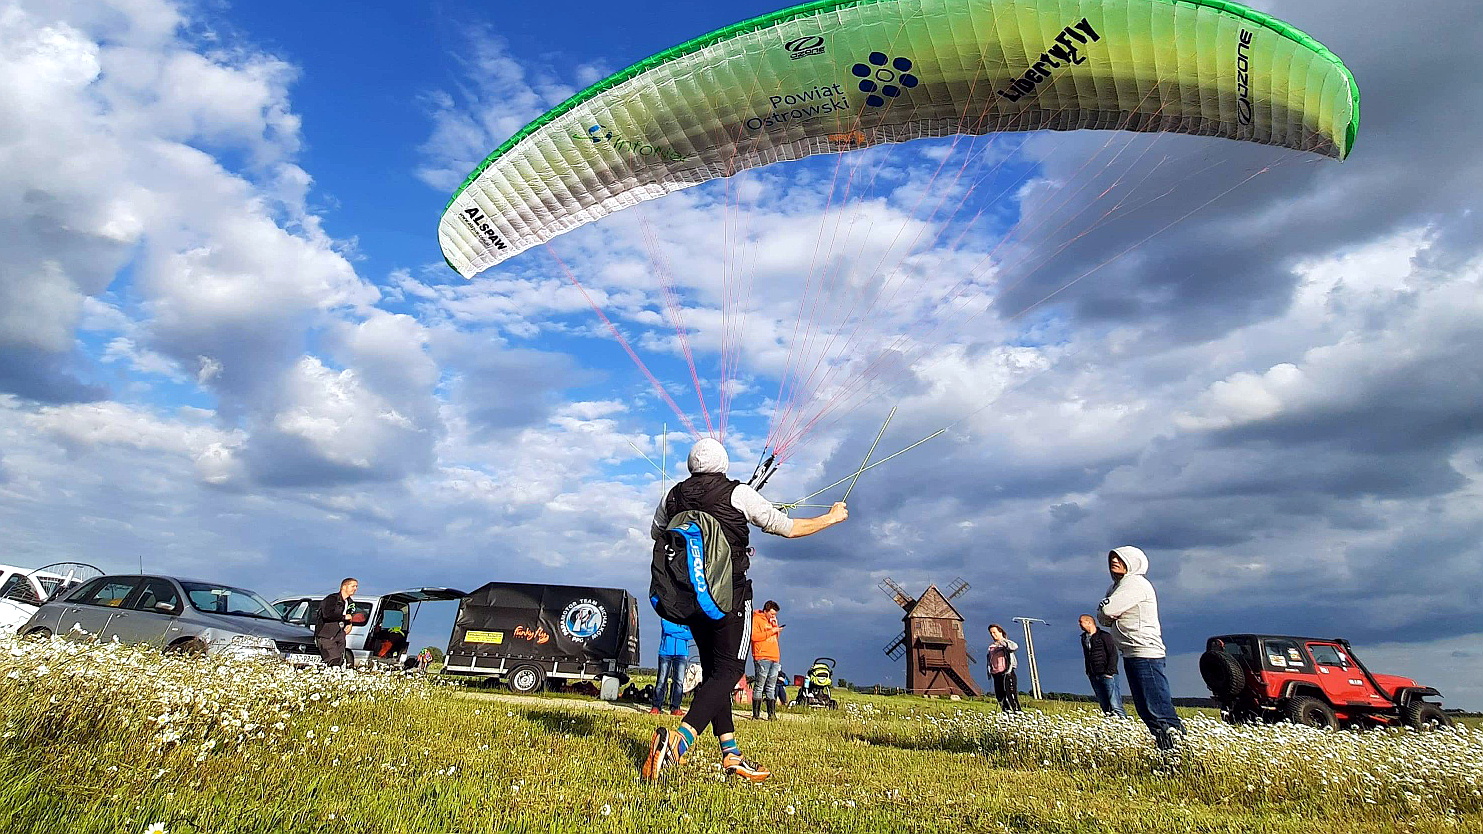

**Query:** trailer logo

left=560, top=598, right=607, bottom=641
left=514, top=625, right=550, bottom=645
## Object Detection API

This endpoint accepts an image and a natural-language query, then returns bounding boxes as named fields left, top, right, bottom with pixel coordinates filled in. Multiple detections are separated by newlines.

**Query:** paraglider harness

left=649, top=509, right=736, bottom=622
left=649, top=456, right=779, bottom=623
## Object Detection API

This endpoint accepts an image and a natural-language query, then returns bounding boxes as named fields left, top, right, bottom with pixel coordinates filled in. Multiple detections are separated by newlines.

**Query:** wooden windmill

left=881, top=577, right=981, bottom=697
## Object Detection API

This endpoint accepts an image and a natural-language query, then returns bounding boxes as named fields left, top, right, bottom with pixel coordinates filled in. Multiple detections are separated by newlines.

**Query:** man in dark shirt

left=317, top=577, right=358, bottom=668
left=1080, top=613, right=1126, bottom=717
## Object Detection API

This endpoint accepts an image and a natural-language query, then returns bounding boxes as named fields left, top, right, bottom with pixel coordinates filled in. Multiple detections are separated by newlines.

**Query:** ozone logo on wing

left=851, top=52, right=918, bottom=108
left=1236, top=29, right=1255, bottom=126
left=784, top=35, right=826, bottom=60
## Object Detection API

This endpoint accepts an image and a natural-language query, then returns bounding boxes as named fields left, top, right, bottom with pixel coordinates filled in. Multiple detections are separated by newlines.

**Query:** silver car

left=20, top=574, right=321, bottom=664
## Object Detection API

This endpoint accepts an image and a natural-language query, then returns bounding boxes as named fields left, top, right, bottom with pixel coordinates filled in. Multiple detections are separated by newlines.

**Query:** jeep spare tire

left=1285, top=696, right=1338, bottom=731
left=1199, top=650, right=1246, bottom=699
left=1402, top=701, right=1453, bottom=731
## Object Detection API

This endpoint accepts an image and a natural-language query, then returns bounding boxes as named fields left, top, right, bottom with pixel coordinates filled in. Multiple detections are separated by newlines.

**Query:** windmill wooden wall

left=899, top=584, right=981, bottom=697
left=881, top=577, right=981, bottom=697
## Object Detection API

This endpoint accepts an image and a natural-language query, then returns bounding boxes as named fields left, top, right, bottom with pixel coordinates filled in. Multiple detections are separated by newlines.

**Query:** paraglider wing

left=440, top=0, right=1358, bottom=278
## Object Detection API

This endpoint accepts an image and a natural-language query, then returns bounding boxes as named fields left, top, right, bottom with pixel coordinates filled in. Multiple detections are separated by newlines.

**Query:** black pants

left=992, top=670, right=1021, bottom=712
left=317, top=630, right=348, bottom=667
left=681, top=602, right=751, bottom=738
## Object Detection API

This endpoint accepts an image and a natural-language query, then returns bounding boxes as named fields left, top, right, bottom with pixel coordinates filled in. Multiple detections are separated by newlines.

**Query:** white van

left=271, top=588, right=463, bottom=668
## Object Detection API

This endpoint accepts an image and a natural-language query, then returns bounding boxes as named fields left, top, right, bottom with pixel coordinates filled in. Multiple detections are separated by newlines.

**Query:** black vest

left=664, top=473, right=751, bottom=589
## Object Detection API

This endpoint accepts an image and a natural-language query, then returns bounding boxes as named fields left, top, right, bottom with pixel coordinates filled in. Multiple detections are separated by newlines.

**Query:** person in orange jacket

left=750, top=601, right=785, bottom=720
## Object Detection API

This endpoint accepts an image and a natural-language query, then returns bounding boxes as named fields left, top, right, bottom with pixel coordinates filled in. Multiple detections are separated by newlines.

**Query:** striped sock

left=674, top=726, right=696, bottom=758
left=719, top=739, right=740, bottom=757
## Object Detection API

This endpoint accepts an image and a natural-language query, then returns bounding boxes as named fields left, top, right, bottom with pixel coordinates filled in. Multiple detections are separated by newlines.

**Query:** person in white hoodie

left=1097, top=546, right=1186, bottom=749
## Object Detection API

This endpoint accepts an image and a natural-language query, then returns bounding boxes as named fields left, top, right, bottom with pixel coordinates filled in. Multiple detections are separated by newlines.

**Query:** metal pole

left=1032, top=620, right=1044, bottom=697
left=1014, top=617, right=1048, bottom=700
left=843, top=406, right=895, bottom=501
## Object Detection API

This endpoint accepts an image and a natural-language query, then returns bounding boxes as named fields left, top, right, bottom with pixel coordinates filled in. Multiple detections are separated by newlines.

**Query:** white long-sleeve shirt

left=650, top=482, right=795, bottom=541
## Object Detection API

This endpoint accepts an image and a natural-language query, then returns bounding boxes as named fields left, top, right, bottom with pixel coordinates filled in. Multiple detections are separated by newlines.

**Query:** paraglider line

left=541, top=243, right=700, bottom=438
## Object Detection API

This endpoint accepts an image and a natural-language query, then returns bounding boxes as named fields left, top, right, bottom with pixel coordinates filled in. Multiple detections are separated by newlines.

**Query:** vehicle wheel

left=23, top=627, right=51, bottom=640
left=507, top=664, right=546, bottom=695
left=165, top=638, right=208, bottom=656
left=1402, top=701, right=1453, bottom=731
left=1284, top=696, right=1338, bottom=730
left=828, top=699, right=839, bottom=709
left=1199, top=650, right=1246, bottom=699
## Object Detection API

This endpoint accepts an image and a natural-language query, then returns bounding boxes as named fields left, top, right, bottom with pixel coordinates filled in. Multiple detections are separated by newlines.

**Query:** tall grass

left=1, top=636, right=1480, bottom=833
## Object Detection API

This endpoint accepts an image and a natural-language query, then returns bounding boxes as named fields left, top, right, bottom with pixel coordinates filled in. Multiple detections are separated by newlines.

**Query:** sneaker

left=722, top=752, right=770, bottom=782
left=641, top=727, right=670, bottom=781
left=670, top=709, right=685, bottom=716
left=648, top=707, right=662, bottom=715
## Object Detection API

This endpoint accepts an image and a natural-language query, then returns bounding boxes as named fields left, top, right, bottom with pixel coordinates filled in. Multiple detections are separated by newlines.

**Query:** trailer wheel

left=507, top=664, right=546, bottom=695
left=1403, top=701, right=1453, bottom=731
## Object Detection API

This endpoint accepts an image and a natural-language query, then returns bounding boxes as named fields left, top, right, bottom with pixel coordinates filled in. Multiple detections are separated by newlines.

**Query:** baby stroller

left=793, top=657, right=839, bottom=709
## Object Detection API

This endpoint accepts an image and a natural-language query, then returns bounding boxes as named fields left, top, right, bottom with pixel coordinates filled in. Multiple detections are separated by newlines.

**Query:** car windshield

left=181, top=582, right=282, bottom=620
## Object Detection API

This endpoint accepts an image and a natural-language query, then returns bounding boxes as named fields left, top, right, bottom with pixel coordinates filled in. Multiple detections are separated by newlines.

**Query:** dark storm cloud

left=992, top=0, right=1483, bottom=343
left=0, top=347, right=106, bottom=404
left=439, top=336, right=600, bottom=440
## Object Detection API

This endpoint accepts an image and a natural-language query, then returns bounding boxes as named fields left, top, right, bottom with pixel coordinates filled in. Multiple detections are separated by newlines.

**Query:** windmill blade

left=946, top=577, right=970, bottom=601
left=878, top=577, right=915, bottom=609
left=883, top=631, right=907, bottom=660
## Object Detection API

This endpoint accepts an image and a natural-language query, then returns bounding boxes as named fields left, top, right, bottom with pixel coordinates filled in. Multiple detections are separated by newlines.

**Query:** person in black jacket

left=1080, top=614, right=1127, bottom=717
left=317, top=578, right=359, bottom=668
left=641, top=438, right=849, bottom=784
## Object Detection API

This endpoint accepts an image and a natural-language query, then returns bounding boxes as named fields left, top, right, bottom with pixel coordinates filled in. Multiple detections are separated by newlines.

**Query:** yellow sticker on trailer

left=466, top=631, right=504, bottom=644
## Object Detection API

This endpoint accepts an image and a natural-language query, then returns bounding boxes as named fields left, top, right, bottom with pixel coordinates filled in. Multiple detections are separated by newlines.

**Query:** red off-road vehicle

left=1199, top=634, right=1452, bottom=730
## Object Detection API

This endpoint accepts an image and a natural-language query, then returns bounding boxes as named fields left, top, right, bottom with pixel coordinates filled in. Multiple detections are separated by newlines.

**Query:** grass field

left=2, top=637, right=1481, bottom=833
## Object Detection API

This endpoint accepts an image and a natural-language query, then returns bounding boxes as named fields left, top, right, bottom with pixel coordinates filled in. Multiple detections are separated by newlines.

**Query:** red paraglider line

left=772, top=88, right=1031, bottom=446
left=765, top=15, right=918, bottom=452
left=637, top=210, right=714, bottom=436
left=776, top=160, right=1286, bottom=455
left=774, top=80, right=1188, bottom=454
left=768, top=40, right=1086, bottom=452
left=776, top=151, right=1275, bottom=454
left=541, top=242, right=701, bottom=438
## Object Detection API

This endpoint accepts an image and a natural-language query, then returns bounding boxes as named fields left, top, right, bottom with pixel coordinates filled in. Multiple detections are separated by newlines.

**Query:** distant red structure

left=881, top=577, right=981, bottom=697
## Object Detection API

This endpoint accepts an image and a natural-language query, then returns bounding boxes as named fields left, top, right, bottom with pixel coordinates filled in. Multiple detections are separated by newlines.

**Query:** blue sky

left=3, top=0, right=1483, bottom=708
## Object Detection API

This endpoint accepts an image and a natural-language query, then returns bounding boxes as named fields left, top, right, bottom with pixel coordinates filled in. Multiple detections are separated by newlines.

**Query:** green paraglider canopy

left=439, top=0, right=1358, bottom=279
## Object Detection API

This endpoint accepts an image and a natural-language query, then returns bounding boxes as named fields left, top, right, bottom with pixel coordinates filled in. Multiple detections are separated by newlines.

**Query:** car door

left=275, top=598, right=313, bottom=627
left=58, top=577, right=141, bottom=639
left=109, top=577, right=185, bottom=647
left=371, top=589, right=465, bottom=659
left=1307, top=642, right=1388, bottom=708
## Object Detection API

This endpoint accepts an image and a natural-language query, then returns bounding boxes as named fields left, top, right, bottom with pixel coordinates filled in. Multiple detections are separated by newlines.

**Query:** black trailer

left=442, top=581, right=641, bottom=695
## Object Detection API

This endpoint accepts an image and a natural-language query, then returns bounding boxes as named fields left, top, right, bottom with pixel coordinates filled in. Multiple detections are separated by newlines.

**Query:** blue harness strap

left=675, top=521, right=726, bottom=620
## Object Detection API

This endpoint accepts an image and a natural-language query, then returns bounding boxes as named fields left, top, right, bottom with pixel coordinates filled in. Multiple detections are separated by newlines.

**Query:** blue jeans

left=1088, top=674, right=1128, bottom=717
left=653, top=654, right=686, bottom=711
left=752, top=658, right=780, bottom=700
left=1123, top=657, right=1186, bottom=747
